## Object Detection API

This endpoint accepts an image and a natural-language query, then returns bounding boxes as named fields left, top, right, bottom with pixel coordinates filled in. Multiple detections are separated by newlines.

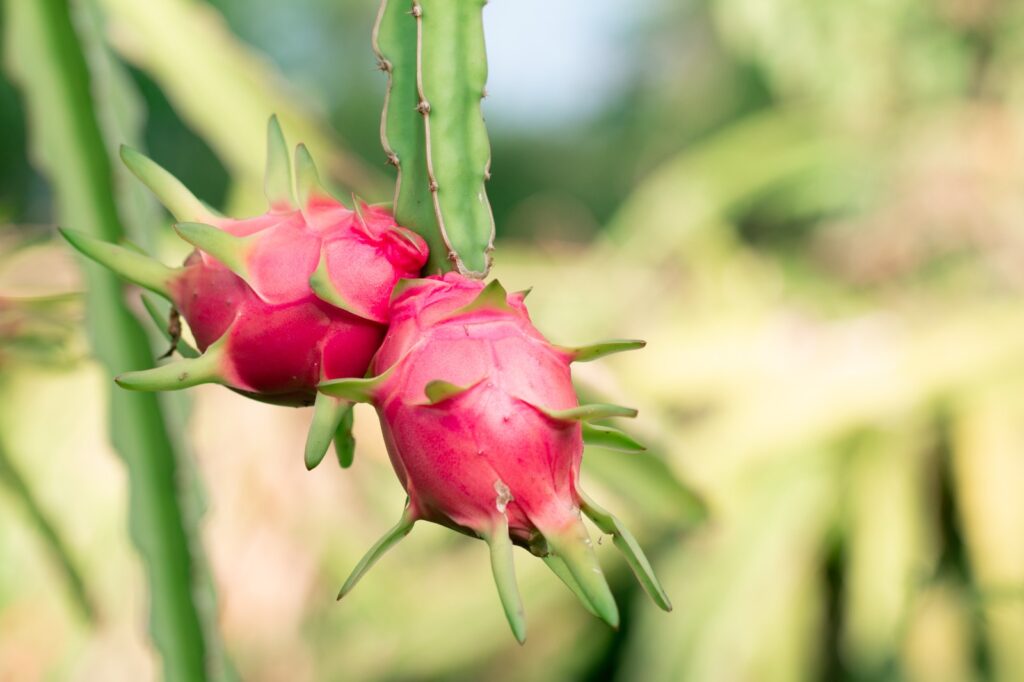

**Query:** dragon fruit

left=320, top=273, right=671, bottom=642
left=60, top=117, right=428, bottom=468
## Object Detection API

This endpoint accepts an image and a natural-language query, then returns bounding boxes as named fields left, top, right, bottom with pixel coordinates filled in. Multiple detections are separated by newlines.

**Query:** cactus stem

left=447, top=279, right=511, bottom=318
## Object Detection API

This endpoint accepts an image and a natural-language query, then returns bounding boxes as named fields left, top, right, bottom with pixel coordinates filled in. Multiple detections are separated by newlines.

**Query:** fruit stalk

left=374, top=0, right=494, bottom=277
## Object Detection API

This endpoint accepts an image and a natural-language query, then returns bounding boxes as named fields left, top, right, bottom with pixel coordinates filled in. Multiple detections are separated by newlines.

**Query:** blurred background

left=3, top=0, right=1024, bottom=679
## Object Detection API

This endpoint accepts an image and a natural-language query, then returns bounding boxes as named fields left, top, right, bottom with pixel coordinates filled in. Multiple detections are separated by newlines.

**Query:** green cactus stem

left=5, top=1, right=212, bottom=676
left=374, top=0, right=495, bottom=277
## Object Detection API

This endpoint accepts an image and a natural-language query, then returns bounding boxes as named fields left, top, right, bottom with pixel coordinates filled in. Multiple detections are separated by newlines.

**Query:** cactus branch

left=4, top=1, right=212, bottom=676
left=375, top=0, right=495, bottom=276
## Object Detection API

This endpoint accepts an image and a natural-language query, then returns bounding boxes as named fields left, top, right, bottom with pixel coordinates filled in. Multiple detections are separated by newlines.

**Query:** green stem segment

left=0, top=440, right=96, bottom=623
left=374, top=0, right=495, bottom=277
left=4, top=1, right=210, bottom=678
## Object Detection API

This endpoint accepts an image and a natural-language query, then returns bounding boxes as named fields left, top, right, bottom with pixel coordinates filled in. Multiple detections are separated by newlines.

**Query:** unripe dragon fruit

left=60, top=117, right=428, bottom=468
left=321, top=273, right=671, bottom=642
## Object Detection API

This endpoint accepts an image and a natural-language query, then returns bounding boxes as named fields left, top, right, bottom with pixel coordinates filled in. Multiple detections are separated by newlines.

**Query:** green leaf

left=337, top=502, right=416, bottom=599
left=308, top=251, right=359, bottom=316
left=120, top=145, right=217, bottom=223
left=578, top=489, right=672, bottom=612
left=542, top=554, right=599, bottom=618
left=555, top=339, right=646, bottom=363
left=485, top=515, right=527, bottom=644
left=294, top=143, right=331, bottom=214
left=173, top=222, right=252, bottom=281
left=264, top=115, right=295, bottom=211
left=582, top=423, right=646, bottom=452
left=448, top=279, right=511, bottom=317
left=423, top=379, right=476, bottom=405
left=333, top=405, right=356, bottom=469
left=537, top=403, right=639, bottom=423
left=543, top=517, right=620, bottom=629
left=59, top=228, right=177, bottom=300
left=115, top=339, right=226, bottom=392
left=318, top=370, right=392, bottom=404
left=305, top=394, right=352, bottom=471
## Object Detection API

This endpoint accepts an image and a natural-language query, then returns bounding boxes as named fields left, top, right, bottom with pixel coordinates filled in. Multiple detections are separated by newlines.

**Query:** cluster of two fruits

left=62, top=118, right=669, bottom=643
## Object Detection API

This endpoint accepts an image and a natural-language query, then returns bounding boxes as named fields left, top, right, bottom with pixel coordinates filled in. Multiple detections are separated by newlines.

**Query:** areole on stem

left=374, top=0, right=495, bottom=277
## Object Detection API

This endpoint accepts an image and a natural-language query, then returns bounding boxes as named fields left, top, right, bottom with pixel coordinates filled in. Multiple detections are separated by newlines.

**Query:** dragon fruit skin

left=60, top=117, right=429, bottom=467
left=370, top=275, right=582, bottom=539
left=60, top=117, right=427, bottom=408
left=321, top=273, right=671, bottom=642
left=163, top=200, right=424, bottom=405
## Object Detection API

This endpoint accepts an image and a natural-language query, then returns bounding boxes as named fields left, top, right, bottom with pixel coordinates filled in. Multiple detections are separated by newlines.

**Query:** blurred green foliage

left=2, top=0, right=1024, bottom=680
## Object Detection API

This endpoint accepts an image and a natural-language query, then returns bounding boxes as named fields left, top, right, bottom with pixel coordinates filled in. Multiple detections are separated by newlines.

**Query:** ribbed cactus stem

left=374, top=0, right=495, bottom=277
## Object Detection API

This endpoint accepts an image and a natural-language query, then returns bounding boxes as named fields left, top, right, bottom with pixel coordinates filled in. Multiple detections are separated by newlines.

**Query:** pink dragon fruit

left=320, top=273, right=670, bottom=642
left=61, top=117, right=428, bottom=468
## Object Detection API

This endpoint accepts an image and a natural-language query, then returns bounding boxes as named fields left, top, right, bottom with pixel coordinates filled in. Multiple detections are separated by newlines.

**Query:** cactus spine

left=374, top=0, right=495, bottom=277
